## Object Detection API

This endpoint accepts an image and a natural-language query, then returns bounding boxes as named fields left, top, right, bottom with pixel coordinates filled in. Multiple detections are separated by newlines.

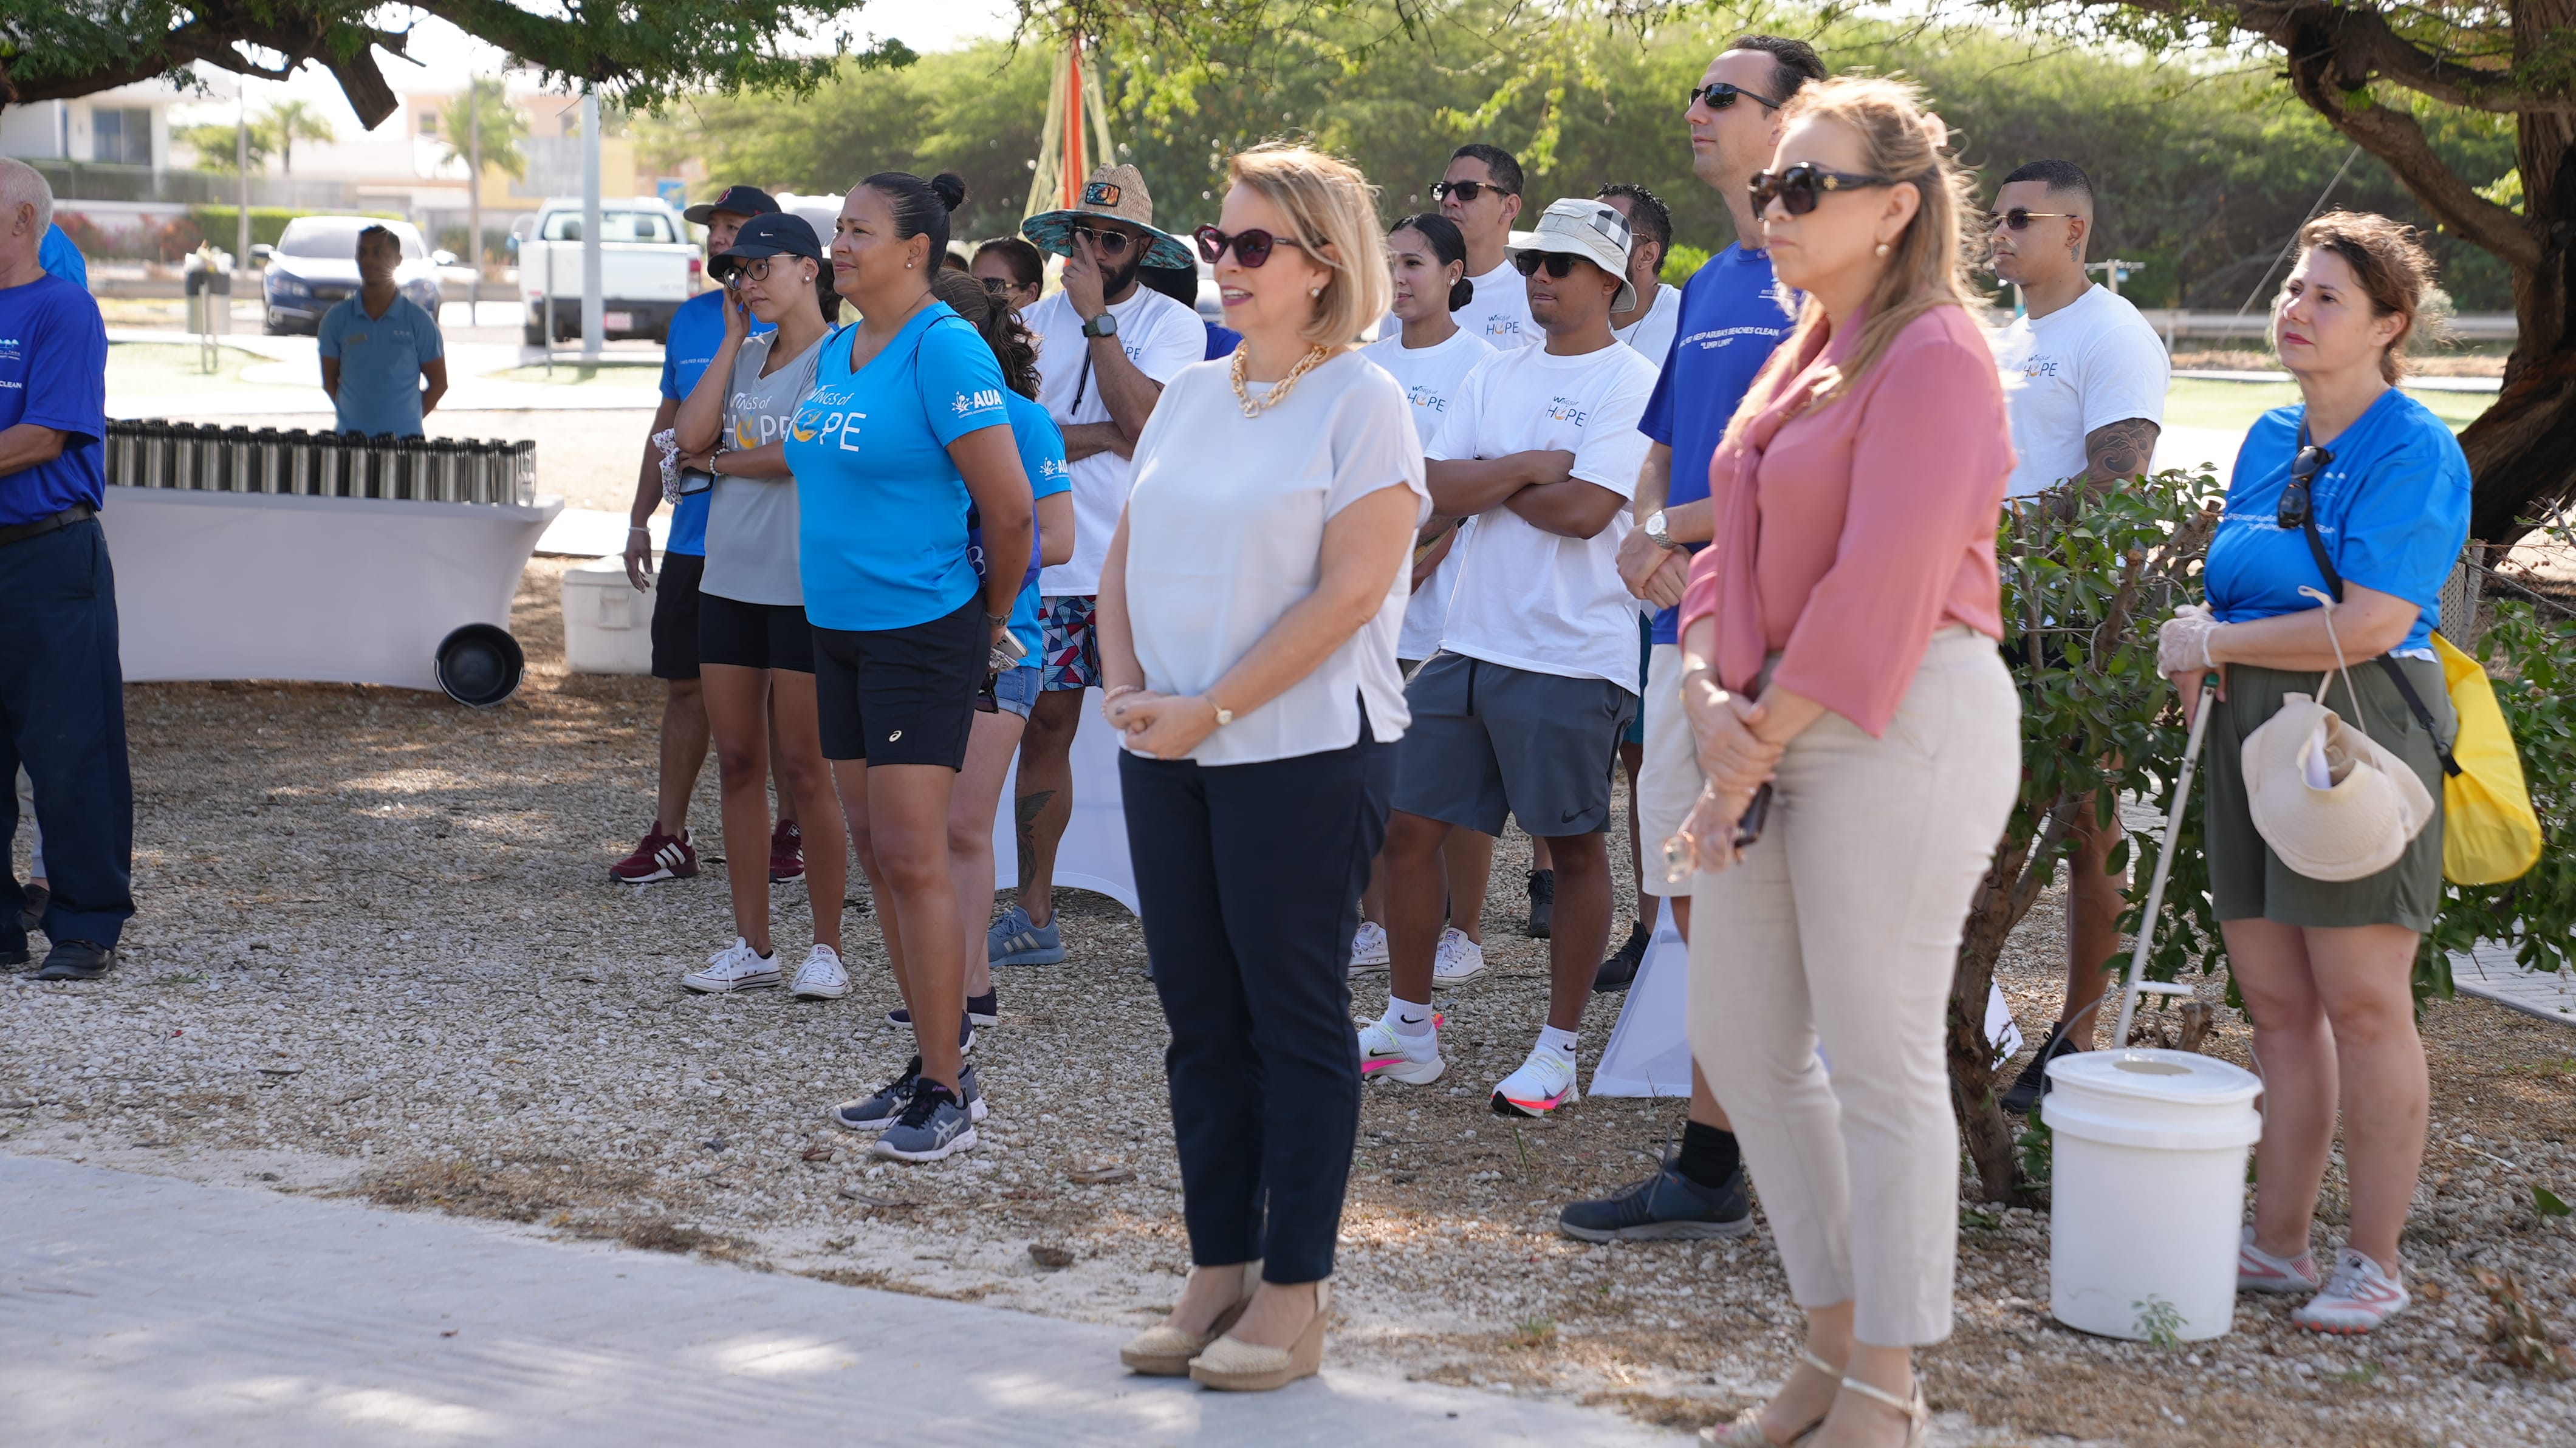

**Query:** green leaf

left=2538, top=1186, right=2572, bottom=1218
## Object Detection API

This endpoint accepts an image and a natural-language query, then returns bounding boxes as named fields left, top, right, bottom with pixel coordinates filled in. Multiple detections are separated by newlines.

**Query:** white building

left=0, top=80, right=180, bottom=169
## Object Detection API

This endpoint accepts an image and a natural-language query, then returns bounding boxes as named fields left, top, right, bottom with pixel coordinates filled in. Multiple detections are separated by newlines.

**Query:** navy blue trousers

left=1120, top=729, right=1395, bottom=1283
left=0, top=518, right=135, bottom=950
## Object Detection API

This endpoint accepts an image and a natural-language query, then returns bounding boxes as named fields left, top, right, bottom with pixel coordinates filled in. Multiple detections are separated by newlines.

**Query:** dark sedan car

left=261, top=216, right=443, bottom=335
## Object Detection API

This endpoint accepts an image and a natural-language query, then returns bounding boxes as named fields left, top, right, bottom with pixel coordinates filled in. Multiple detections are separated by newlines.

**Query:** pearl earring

left=1309, top=285, right=1323, bottom=298
left=1874, top=242, right=1891, bottom=258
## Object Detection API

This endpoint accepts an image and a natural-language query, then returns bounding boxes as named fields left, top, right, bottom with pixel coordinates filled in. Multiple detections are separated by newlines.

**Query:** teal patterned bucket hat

left=1021, top=164, right=1195, bottom=272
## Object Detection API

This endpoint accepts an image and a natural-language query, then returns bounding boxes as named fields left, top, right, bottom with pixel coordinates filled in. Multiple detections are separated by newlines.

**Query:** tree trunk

left=2464, top=64, right=2575, bottom=545
left=1949, top=836, right=2036, bottom=1204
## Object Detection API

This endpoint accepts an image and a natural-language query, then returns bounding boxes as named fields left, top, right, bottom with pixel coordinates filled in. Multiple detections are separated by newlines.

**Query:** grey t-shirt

left=701, top=330, right=826, bottom=606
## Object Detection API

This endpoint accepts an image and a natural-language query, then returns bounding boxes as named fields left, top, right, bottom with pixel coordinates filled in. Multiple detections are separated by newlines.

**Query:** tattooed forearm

left=2083, top=417, right=2161, bottom=489
left=1013, top=789, right=1055, bottom=895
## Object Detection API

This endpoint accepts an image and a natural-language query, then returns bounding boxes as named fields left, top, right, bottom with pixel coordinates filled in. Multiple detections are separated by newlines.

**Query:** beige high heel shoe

left=1188, top=1280, right=1329, bottom=1392
left=1837, top=1373, right=1930, bottom=1448
left=1120, top=1261, right=1261, bottom=1376
left=1700, top=1350, right=1846, bottom=1446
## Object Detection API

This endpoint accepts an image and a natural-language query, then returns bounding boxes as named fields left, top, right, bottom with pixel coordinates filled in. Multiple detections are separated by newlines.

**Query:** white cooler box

left=563, top=555, right=659, bottom=675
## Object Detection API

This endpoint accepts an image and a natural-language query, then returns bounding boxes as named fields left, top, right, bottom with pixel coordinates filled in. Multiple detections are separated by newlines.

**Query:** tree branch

left=2236, top=0, right=2576, bottom=114
left=2281, top=30, right=2543, bottom=270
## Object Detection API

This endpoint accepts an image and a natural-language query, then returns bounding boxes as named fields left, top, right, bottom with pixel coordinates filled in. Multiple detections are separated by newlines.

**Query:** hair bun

left=930, top=172, right=968, bottom=213
left=1447, top=276, right=1475, bottom=313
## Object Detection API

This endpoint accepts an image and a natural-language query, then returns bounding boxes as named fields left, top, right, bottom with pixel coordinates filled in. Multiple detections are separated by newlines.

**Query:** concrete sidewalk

left=0, top=1153, right=1684, bottom=1447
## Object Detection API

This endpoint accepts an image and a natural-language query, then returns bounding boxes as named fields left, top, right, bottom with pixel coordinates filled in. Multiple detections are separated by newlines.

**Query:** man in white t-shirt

left=1983, top=157, right=2171, bottom=1115
left=1434, top=145, right=1539, bottom=350
left=1600, top=183, right=1680, bottom=368
left=1359, top=197, right=1659, bottom=1121
left=993, top=165, right=1206, bottom=970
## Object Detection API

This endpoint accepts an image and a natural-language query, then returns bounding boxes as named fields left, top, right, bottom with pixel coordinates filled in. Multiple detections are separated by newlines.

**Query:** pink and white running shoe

left=2238, top=1226, right=2323, bottom=1295
left=2293, top=1248, right=2410, bottom=1334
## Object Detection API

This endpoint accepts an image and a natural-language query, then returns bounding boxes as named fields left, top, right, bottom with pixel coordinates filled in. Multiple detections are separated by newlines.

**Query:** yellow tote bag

left=2431, top=633, right=2543, bottom=886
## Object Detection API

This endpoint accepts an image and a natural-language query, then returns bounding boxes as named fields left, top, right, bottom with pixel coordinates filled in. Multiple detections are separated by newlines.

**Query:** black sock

left=1675, top=1120, right=1740, bottom=1189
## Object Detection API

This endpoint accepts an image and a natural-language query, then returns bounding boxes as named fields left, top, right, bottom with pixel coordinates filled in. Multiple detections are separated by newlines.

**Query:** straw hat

left=2243, top=692, right=2434, bottom=881
left=1504, top=198, right=1639, bottom=312
left=1020, top=165, right=1195, bottom=272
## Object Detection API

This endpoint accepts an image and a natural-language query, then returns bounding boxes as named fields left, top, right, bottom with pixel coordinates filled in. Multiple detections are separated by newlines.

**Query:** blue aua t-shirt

left=659, top=290, right=775, bottom=558
left=0, top=273, right=109, bottom=526
left=318, top=294, right=444, bottom=437
left=1636, top=244, right=1801, bottom=642
left=39, top=225, right=90, bottom=291
left=2205, top=391, right=2471, bottom=657
left=999, top=393, right=1071, bottom=654
left=785, top=304, right=1013, bottom=632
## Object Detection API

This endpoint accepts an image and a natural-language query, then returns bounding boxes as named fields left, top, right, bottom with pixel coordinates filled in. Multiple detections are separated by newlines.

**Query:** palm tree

left=436, top=79, right=529, bottom=181
left=258, top=100, right=336, bottom=174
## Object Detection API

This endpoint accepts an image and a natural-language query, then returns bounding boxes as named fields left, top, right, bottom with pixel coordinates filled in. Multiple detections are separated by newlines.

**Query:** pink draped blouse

left=1676, top=305, right=2012, bottom=737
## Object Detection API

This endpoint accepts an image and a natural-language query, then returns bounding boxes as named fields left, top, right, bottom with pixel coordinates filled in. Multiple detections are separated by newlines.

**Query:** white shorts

left=1636, top=643, right=1701, bottom=892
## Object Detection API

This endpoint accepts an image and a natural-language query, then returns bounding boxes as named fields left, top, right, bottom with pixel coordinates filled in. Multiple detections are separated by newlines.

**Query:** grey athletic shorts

left=1392, top=651, right=1637, bottom=838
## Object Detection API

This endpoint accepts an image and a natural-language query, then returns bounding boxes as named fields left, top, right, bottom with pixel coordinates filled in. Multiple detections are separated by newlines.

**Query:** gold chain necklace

left=1230, top=344, right=1332, bottom=418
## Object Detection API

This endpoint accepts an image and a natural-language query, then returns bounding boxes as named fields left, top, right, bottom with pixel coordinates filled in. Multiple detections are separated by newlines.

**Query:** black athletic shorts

left=812, top=596, right=985, bottom=768
left=650, top=552, right=705, bottom=681
left=698, top=592, right=815, bottom=673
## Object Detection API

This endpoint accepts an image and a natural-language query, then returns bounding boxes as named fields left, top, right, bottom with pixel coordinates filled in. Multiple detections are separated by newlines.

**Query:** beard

left=1101, top=252, right=1146, bottom=301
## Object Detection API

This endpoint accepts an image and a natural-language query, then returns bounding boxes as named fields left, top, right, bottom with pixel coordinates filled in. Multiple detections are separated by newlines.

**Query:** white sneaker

left=2293, top=1248, right=2410, bottom=1334
left=683, top=938, right=782, bottom=994
left=1349, top=921, right=1390, bottom=972
left=791, top=944, right=851, bottom=1000
left=1357, top=1017, right=1445, bottom=1084
left=1490, top=1044, right=1579, bottom=1118
left=1432, top=927, right=1485, bottom=983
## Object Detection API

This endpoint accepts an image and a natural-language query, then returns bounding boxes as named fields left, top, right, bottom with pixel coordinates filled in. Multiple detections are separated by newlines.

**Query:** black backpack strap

left=2377, top=655, right=2462, bottom=777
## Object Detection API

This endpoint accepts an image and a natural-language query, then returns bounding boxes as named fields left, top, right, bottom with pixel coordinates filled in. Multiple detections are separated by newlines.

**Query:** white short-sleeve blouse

left=1119, top=349, right=1432, bottom=767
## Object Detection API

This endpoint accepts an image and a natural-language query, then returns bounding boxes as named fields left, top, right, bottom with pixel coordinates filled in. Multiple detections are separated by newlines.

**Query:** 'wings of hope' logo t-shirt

left=784, top=303, right=1013, bottom=632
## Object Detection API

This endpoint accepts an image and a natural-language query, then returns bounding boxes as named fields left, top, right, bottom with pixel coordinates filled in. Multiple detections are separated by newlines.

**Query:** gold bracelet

left=1102, top=683, right=1144, bottom=702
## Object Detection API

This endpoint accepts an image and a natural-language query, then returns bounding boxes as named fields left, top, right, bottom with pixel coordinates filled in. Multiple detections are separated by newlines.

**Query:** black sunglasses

left=1993, top=207, right=2078, bottom=231
left=1749, top=162, right=1900, bottom=216
left=2278, top=433, right=2334, bottom=531
left=1194, top=224, right=1315, bottom=268
left=977, top=275, right=1021, bottom=297
left=1689, top=81, right=1784, bottom=112
left=1510, top=251, right=1584, bottom=280
left=1431, top=179, right=1515, bottom=203
left=1070, top=224, right=1137, bottom=256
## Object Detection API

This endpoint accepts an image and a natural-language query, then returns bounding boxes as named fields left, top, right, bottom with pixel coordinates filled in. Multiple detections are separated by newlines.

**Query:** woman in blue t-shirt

left=793, top=172, right=1036, bottom=1166
left=2158, top=213, right=2470, bottom=1337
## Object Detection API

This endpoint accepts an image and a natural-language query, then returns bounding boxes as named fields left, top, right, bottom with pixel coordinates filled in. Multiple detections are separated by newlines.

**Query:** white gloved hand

left=2157, top=603, right=2221, bottom=677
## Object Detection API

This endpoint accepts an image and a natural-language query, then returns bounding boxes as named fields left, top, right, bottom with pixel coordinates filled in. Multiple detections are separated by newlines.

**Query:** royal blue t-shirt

left=786, top=304, right=1013, bottom=632
left=659, top=290, right=775, bottom=558
left=2206, top=391, right=2470, bottom=657
left=1202, top=320, right=1242, bottom=361
left=1636, top=244, right=1800, bottom=641
left=39, top=225, right=89, bottom=291
left=0, top=273, right=108, bottom=526
left=1001, top=393, right=1071, bottom=654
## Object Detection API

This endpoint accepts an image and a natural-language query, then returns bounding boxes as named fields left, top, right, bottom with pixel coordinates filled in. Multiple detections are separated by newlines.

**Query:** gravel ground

left=8, top=555, right=2575, bottom=1446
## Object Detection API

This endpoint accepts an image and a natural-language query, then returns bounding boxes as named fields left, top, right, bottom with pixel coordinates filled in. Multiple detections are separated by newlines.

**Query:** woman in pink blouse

left=1679, top=77, right=2018, bottom=1448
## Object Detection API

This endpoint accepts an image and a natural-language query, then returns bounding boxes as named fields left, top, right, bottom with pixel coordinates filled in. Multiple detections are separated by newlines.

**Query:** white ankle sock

left=1537, top=1024, right=1580, bottom=1063
left=1388, top=995, right=1434, bottom=1037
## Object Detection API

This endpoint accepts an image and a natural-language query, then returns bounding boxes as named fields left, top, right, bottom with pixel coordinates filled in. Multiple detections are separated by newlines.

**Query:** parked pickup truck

left=510, top=199, right=696, bottom=346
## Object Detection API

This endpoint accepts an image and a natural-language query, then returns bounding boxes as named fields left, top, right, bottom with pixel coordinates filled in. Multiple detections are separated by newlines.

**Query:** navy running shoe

left=1557, top=1161, right=1753, bottom=1243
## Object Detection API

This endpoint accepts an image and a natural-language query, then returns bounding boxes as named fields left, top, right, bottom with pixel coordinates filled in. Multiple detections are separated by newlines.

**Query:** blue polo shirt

left=318, top=294, right=444, bottom=437
left=2207, top=391, right=2470, bottom=657
left=0, top=273, right=108, bottom=526
left=659, top=290, right=773, bottom=557
left=784, top=305, right=1013, bottom=631
left=1636, top=244, right=1801, bottom=642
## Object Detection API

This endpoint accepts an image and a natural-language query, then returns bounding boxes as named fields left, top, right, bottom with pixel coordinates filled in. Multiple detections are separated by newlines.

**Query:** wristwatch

left=1643, top=509, right=1674, bottom=550
left=1081, top=311, right=1119, bottom=340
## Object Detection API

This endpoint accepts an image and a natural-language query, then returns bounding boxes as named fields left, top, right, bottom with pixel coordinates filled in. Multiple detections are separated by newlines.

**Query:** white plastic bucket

left=2044, top=1047, right=2263, bottom=1341
left=562, top=555, right=657, bottom=675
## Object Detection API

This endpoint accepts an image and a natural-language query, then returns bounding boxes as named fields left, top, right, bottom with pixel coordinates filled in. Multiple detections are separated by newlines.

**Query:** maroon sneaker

left=610, top=825, right=697, bottom=883
left=769, top=819, right=805, bottom=884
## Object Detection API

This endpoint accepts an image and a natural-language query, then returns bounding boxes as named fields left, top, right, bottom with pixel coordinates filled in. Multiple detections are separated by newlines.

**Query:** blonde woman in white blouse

left=1095, top=143, right=1423, bottom=1393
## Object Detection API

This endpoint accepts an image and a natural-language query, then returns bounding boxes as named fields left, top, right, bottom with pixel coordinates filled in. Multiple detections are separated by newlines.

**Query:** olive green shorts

left=2202, top=657, right=2450, bottom=932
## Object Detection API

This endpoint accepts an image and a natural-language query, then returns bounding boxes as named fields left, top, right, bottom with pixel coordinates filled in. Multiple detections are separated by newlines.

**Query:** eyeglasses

left=722, top=256, right=804, bottom=285
left=1194, top=224, right=1315, bottom=268
left=1510, top=251, right=1583, bottom=279
left=1749, top=162, right=1900, bottom=216
left=1992, top=208, right=2077, bottom=231
left=2278, top=435, right=2334, bottom=531
left=1431, top=180, right=1515, bottom=203
left=1070, top=224, right=1137, bottom=256
left=977, top=275, right=1020, bottom=297
left=1688, top=82, right=1784, bottom=112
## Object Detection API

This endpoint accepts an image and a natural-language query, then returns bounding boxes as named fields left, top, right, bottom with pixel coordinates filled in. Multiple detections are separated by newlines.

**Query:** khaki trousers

left=1687, top=627, right=2020, bottom=1345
